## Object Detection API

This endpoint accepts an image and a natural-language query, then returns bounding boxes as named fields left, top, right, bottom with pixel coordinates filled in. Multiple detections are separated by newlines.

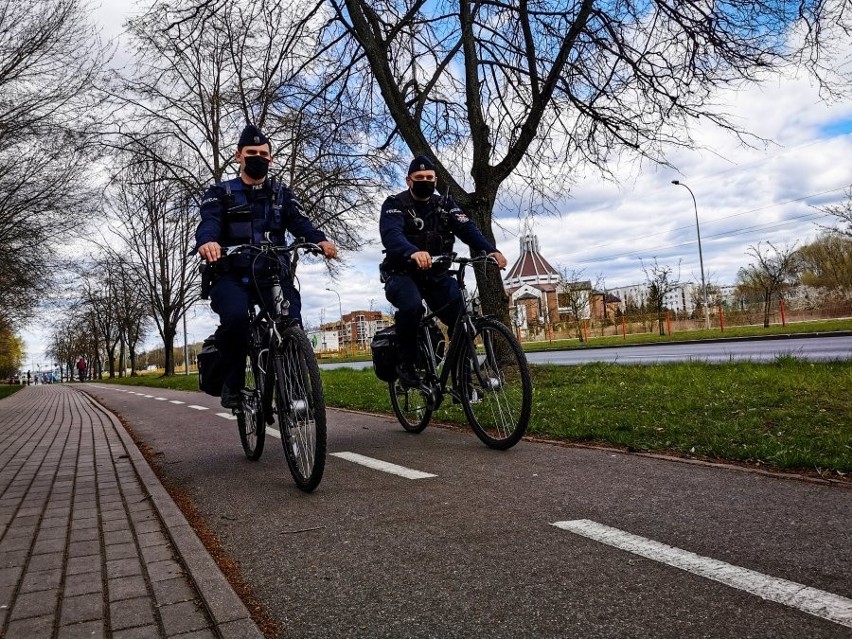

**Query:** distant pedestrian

left=75, top=357, right=87, bottom=382
left=26, top=371, right=31, bottom=385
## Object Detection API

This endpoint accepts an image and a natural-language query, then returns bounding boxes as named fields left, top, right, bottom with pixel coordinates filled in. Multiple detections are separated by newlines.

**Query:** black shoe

left=396, top=362, right=420, bottom=388
left=220, top=385, right=242, bottom=409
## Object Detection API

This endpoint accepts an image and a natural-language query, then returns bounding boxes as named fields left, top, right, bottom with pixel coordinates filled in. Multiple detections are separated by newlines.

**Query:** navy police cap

left=238, top=124, right=270, bottom=149
left=408, top=155, right=435, bottom=175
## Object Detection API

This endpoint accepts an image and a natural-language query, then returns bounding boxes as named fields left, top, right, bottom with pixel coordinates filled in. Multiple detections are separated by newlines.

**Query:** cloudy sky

left=19, top=2, right=852, bottom=368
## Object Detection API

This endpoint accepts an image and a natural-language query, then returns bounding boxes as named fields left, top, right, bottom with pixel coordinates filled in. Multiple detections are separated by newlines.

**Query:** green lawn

left=99, top=355, right=852, bottom=476
left=0, top=385, right=24, bottom=400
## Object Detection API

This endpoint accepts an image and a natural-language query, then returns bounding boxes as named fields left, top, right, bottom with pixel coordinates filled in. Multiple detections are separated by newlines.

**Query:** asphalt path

left=80, top=383, right=852, bottom=639
left=320, top=335, right=852, bottom=370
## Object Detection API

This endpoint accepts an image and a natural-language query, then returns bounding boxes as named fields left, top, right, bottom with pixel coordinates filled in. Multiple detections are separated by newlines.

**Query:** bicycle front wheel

left=237, top=347, right=266, bottom=461
left=274, top=326, right=327, bottom=492
left=389, top=380, right=432, bottom=433
left=457, top=317, right=532, bottom=450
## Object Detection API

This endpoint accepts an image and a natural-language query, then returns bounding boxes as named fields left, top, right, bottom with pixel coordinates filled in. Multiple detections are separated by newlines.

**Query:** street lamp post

left=672, top=180, right=711, bottom=330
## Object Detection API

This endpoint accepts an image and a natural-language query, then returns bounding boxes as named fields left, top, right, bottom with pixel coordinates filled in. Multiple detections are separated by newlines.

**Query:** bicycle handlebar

left=431, top=252, right=498, bottom=273
left=222, top=238, right=323, bottom=258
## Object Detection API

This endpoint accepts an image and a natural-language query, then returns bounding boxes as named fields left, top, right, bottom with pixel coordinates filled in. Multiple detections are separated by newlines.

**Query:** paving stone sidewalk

left=0, top=385, right=264, bottom=639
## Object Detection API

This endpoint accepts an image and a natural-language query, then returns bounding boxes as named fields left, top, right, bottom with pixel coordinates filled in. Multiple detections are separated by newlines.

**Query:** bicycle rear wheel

left=388, top=380, right=432, bottom=433
left=237, top=338, right=267, bottom=460
left=274, top=325, right=327, bottom=492
left=457, top=317, right=532, bottom=450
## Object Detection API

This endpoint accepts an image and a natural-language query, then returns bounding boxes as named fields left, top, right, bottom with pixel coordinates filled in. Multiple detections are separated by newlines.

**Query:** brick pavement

left=0, top=385, right=263, bottom=638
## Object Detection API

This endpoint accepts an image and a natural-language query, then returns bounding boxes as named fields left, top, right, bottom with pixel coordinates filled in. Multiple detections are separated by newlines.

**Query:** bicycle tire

left=237, top=335, right=267, bottom=460
left=457, top=317, right=532, bottom=450
left=274, top=325, right=327, bottom=492
left=388, top=380, right=432, bottom=433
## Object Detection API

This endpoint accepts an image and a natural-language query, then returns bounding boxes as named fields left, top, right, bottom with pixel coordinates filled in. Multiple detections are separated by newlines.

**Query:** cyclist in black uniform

left=379, top=155, right=507, bottom=387
left=196, top=124, right=338, bottom=408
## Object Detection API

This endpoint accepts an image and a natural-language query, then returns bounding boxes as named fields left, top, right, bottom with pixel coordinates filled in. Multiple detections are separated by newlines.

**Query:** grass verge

left=99, top=357, right=852, bottom=477
left=320, top=358, right=852, bottom=477
left=0, top=385, right=25, bottom=400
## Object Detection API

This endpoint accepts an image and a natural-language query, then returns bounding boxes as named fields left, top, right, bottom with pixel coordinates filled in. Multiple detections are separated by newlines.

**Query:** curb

left=84, top=392, right=265, bottom=639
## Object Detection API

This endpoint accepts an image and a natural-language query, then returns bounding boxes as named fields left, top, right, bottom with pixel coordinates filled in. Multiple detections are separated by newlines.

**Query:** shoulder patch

left=385, top=208, right=403, bottom=215
left=201, top=197, right=220, bottom=206
left=454, top=213, right=469, bottom=223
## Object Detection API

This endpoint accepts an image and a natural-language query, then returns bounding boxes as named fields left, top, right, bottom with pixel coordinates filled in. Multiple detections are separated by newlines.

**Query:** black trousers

left=384, top=272, right=462, bottom=365
left=210, top=274, right=302, bottom=393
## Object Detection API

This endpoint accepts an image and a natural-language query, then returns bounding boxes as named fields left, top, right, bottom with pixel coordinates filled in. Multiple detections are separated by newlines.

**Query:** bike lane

left=82, top=383, right=852, bottom=639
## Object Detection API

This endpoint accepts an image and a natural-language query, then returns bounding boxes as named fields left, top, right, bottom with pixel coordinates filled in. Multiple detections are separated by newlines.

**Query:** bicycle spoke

left=389, top=378, right=431, bottom=433
left=275, top=326, right=327, bottom=492
left=459, top=318, right=531, bottom=449
left=237, top=343, right=266, bottom=460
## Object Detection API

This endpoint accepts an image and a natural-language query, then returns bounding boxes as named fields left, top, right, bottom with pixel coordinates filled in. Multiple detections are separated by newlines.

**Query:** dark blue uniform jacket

left=195, top=177, right=326, bottom=251
left=379, top=190, right=496, bottom=274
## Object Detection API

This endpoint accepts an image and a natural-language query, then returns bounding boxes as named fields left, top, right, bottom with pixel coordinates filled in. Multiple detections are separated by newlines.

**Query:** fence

left=517, top=299, right=852, bottom=343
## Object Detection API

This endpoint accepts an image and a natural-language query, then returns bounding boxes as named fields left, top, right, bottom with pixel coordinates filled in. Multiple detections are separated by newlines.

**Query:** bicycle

left=387, top=254, right=532, bottom=449
left=214, top=238, right=327, bottom=492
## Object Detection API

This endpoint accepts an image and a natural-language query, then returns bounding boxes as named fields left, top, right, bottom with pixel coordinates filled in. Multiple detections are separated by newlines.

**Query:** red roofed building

left=504, top=219, right=561, bottom=332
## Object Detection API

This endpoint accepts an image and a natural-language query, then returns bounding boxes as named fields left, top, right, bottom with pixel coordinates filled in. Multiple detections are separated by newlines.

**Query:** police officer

left=379, top=155, right=507, bottom=387
left=196, top=124, right=338, bottom=408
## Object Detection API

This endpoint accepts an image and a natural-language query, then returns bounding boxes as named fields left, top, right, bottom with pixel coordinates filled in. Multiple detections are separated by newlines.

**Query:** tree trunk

left=163, top=328, right=176, bottom=376
left=465, top=197, right=511, bottom=327
left=118, top=340, right=126, bottom=378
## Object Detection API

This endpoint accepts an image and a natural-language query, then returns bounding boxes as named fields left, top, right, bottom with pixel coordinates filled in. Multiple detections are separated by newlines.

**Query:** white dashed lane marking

left=187, top=405, right=209, bottom=411
left=169, top=400, right=185, bottom=405
left=330, top=452, right=436, bottom=479
left=552, top=519, right=852, bottom=629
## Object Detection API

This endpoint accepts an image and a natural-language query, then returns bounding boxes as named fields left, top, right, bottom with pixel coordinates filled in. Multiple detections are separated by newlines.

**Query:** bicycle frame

left=413, top=255, right=493, bottom=407
left=237, top=243, right=309, bottom=421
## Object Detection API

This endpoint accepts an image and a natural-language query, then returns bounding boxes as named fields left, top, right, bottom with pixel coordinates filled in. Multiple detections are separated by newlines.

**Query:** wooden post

left=718, top=304, right=725, bottom=332
left=665, top=311, right=671, bottom=336
left=779, top=298, right=786, bottom=326
left=621, top=316, right=626, bottom=339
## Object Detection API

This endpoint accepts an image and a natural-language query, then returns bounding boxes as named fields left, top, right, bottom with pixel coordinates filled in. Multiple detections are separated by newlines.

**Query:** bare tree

left=736, top=242, right=800, bottom=328
left=108, top=156, right=200, bottom=376
left=105, top=0, right=388, bottom=255
left=817, top=186, right=852, bottom=240
left=46, top=314, right=98, bottom=381
left=687, top=272, right=722, bottom=320
left=111, top=256, right=151, bottom=377
left=313, top=0, right=850, bottom=323
left=0, top=0, right=108, bottom=329
left=642, top=258, right=681, bottom=335
left=556, top=267, right=595, bottom=341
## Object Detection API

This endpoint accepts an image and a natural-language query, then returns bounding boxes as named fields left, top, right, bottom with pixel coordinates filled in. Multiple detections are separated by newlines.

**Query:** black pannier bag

left=198, top=328, right=225, bottom=397
left=370, top=325, right=398, bottom=382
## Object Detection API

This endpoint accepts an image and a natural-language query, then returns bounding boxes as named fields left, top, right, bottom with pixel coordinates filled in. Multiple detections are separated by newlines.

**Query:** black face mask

left=243, top=155, right=270, bottom=180
left=411, top=180, right=436, bottom=199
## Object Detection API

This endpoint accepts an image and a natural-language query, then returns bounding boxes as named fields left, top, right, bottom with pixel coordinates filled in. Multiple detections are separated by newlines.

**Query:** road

left=82, top=383, right=852, bottom=639
left=524, top=334, right=852, bottom=364
left=320, top=335, right=852, bottom=370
